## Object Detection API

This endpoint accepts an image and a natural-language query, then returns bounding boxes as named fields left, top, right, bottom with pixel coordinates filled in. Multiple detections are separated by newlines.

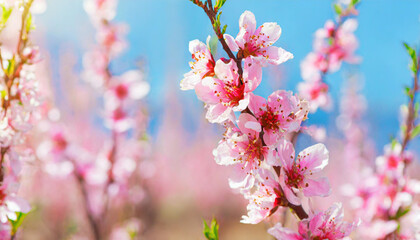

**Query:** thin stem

left=74, top=173, right=101, bottom=240
left=400, top=56, right=419, bottom=153
left=198, top=0, right=243, bottom=77
left=384, top=53, right=419, bottom=240
left=16, top=0, right=34, bottom=55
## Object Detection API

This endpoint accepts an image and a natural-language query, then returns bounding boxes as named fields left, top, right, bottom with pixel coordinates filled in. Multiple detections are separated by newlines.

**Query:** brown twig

left=74, top=173, right=102, bottom=240
left=400, top=55, right=419, bottom=153
left=196, top=0, right=243, bottom=77
left=384, top=51, right=420, bottom=240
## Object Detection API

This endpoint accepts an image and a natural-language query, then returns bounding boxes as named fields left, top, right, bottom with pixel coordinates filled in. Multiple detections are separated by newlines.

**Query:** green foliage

left=390, top=137, right=398, bottom=149
left=0, top=5, right=12, bottom=31
left=412, top=125, right=420, bottom=139
left=208, top=35, right=219, bottom=55
left=203, top=218, right=219, bottom=240
left=214, top=0, right=227, bottom=11
left=26, top=12, right=35, bottom=33
left=212, top=11, right=226, bottom=36
left=0, top=89, right=6, bottom=99
left=351, top=0, right=360, bottom=6
left=404, top=86, right=412, bottom=97
left=6, top=57, right=15, bottom=77
left=9, top=212, right=29, bottom=236
left=221, top=24, right=227, bottom=35
left=403, top=42, right=419, bottom=75
left=333, top=4, right=342, bottom=15
left=391, top=207, right=410, bottom=220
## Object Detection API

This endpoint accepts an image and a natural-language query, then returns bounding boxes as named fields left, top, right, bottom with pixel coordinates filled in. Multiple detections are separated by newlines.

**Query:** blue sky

left=36, top=0, right=420, bottom=150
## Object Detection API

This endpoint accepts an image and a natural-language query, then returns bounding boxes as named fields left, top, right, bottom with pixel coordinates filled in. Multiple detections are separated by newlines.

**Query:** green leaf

left=392, top=207, right=410, bottom=220
left=0, top=5, right=12, bottom=31
left=9, top=212, right=29, bottom=236
left=401, top=125, right=407, bottom=136
left=404, top=86, right=411, bottom=96
left=390, top=137, right=398, bottom=149
left=0, top=89, right=6, bottom=99
left=403, top=42, right=418, bottom=74
left=203, top=218, right=219, bottom=240
left=333, top=4, right=343, bottom=15
left=411, top=125, right=420, bottom=139
left=215, top=0, right=227, bottom=11
left=26, top=12, right=35, bottom=33
left=6, top=57, right=15, bottom=77
left=209, top=35, right=218, bottom=55
left=221, top=24, right=227, bottom=35
left=351, top=0, right=360, bottom=6
left=1, top=5, right=12, bottom=22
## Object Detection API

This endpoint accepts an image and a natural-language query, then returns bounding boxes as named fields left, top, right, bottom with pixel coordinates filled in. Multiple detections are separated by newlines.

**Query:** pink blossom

left=0, top=222, right=11, bottom=240
left=224, top=11, right=293, bottom=66
left=104, top=107, right=133, bottom=133
left=195, top=59, right=261, bottom=123
left=313, top=19, right=360, bottom=71
left=213, top=113, right=275, bottom=189
left=0, top=178, right=30, bottom=224
left=22, top=46, right=41, bottom=64
left=268, top=223, right=304, bottom=240
left=333, top=19, right=360, bottom=64
left=376, top=143, right=412, bottom=176
left=278, top=139, right=330, bottom=205
left=241, top=169, right=281, bottom=224
left=298, top=203, right=358, bottom=239
left=357, top=219, right=398, bottom=239
left=300, top=52, right=328, bottom=81
left=84, top=0, right=118, bottom=22
left=298, top=80, right=332, bottom=113
left=248, top=91, right=308, bottom=146
left=82, top=50, right=109, bottom=88
left=110, top=218, right=141, bottom=240
left=180, top=39, right=215, bottom=90
left=269, top=203, right=358, bottom=240
left=96, top=23, right=128, bottom=57
left=303, top=125, right=327, bottom=142
left=106, top=70, right=150, bottom=104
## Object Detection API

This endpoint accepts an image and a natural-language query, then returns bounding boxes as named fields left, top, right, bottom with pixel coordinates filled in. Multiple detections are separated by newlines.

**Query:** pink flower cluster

left=34, top=0, right=150, bottom=238
left=268, top=203, right=358, bottom=240
left=298, top=2, right=360, bottom=112
left=336, top=55, right=419, bottom=239
left=0, top=1, right=42, bottom=237
left=344, top=143, right=420, bottom=239
left=183, top=8, right=358, bottom=239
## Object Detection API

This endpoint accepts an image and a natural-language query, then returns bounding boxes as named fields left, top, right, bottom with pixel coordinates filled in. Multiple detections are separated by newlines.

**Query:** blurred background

left=17, top=0, right=420, bottom=239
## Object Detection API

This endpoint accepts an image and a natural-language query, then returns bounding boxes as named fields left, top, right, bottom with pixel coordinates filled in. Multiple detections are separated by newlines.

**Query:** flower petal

left=223, top=34, right=239, bottom=52
left=302, top=177, right=331, bottom=197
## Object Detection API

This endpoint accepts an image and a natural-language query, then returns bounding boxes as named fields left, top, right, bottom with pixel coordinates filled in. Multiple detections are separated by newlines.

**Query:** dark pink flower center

left=309, top=83, right=328, bottom=100
left=238, top=42, right=259, bottom=59
left=285, top=164, right=306, bottom=188
left=191, top=53, right=215, bottom=78
left=235, top=137, right=264, bottom=171
left=53, top=133, right=68, bottom=152
left=260, top=109, right=279, bottom=131
left=387, top=155, right=400, bottom=169
left=112, top=108, right=126, bottom=121
left=219, top=83, right=245, bottom=107
left=115, top=84, right=129, bottom=99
